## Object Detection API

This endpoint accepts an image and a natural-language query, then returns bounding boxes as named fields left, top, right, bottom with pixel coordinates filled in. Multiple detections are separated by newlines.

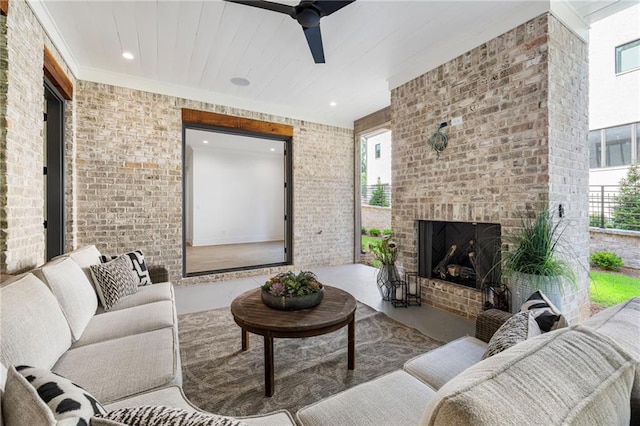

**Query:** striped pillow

left=92, top=406, right=246, bottom=426
left=520, top=290, right=568, bottom=332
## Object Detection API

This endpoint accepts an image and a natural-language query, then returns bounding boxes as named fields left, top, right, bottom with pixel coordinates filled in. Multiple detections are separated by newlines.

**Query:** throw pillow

left=92, top=406, right=247, bottom=426
left=3, top=365, right=106, bottom=426
left=482, top=311, right=541, bottom=359
left=99, top=250, right=152, bottom=286
left=520, top=290, right=568, bottom=332
left=90, top=255, right=139, bottom=311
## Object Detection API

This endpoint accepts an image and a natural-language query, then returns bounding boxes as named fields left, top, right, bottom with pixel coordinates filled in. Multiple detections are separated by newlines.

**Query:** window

left=589, top=122, right=639, bottom=169
left=605, top=125, right=632, bottom=167
left=589, top=130, right=602, bottom=168
left=616, top=39, right=640, bottom=74
left=375, top=143, right=381, bottom=158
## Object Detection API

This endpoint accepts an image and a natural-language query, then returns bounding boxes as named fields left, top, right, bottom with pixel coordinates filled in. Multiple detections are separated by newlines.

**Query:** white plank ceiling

left=30, top=0, right=636, bottom=128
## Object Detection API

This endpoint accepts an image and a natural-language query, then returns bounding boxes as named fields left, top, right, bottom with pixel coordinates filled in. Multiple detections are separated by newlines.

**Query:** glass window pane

left=637, top=123, right=640, bottom=163
left=589, top=130, right=602, bottom=168
left=616, top=39, right=640, bottom=74
left=605, top=125, right=632, bottom=167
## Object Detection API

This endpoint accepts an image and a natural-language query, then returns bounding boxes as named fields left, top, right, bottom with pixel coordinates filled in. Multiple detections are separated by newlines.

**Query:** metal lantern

left=481, top=283, right=511, bottom=312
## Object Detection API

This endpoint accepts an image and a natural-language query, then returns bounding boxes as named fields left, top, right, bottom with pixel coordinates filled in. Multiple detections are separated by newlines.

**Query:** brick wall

left=590, top=229, right=640, bottom=269
left=74, top=82, right=354, bottom=284
left=361, top=205, right=391, bottom=232
left=547, top=15, right=590, bottom=322
left=0, top=0, right=77, bottom=274
left=391, top=14, right=589, bottom=322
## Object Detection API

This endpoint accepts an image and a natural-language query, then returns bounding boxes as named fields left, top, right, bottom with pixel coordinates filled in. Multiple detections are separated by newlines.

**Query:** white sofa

left=0, top=245, right=294, bottom=425
left=296, top=297, right=640, bottom=426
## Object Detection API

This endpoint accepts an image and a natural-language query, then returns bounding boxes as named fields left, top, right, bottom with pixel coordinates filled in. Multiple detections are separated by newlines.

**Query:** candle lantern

left=405, top=271, right=421, bottom=306
left=390, top=278, right=407, bottom=308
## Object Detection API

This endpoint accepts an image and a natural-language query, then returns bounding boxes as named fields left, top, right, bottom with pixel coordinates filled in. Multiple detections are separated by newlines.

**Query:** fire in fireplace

left=418, top=221, right=501, bottom=289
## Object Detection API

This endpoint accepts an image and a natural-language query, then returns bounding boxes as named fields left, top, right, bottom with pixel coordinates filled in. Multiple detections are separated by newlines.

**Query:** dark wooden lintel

left=182, top=108, right=293, bottom=137
left=44, top=46, right=73, bottom=100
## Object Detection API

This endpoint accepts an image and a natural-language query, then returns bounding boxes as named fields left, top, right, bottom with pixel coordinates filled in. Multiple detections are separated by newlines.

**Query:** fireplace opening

left=418, top=221, right=501, bottom=289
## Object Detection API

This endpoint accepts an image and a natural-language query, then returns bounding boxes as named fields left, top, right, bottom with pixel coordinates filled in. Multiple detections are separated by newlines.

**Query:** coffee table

left=230, top=285, right=357, bottom=397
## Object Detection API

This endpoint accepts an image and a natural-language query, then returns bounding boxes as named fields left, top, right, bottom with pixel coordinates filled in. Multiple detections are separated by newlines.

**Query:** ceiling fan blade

left=225, top=0, right=295, bottom=17
left=314, top=1, right=355, bottom=17
left=303, top=25, right=325, bottom=64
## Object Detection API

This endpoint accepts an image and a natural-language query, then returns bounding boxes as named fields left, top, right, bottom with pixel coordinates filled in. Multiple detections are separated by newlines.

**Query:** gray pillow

left=482, top=311, right=541, bottom=359
left=89, top=254, right=139, bottom=310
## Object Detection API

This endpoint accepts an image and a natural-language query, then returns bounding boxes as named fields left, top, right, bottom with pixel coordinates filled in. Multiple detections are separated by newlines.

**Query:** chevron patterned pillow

left=99, top=250, right=152, bottom=286
left=90, top=255, right=139, bottom=310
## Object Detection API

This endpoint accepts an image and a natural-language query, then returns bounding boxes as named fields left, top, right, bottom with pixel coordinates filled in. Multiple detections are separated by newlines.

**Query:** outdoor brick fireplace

left=418, top=221, right=501, bottom=290
left=389, top=14, right=590, bottom=322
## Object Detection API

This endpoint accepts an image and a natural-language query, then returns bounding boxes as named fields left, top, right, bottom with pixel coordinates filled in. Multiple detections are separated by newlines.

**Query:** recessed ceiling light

left=203, top=140, right=208, bottom=144
left=329, top=101, right=337, bottom=107
left=270, top=148, right=275, bottom=152
left=122, top=51, right=134, bottom=60
left=231, top=77, right=250, bottom=87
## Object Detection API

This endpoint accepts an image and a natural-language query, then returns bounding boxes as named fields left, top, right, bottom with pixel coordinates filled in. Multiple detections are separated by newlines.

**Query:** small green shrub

left=369, top=228, right=381, bottom=237
left=590, top=251, right=624, bottom=271
left=382, top=228, right=393, bottom=235
left=361, top=227, right=367, bottom=235
left=369, top=184, right=390, bottom=207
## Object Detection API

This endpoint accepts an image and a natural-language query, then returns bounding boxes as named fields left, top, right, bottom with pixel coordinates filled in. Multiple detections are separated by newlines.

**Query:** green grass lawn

left=361, top=235, right=380, bottom=252
left=590, top=270, right=640, bottom=307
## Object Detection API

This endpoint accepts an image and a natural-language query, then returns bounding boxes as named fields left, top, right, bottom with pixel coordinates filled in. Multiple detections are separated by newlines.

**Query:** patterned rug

left=178, top=302, right=442, bottom=417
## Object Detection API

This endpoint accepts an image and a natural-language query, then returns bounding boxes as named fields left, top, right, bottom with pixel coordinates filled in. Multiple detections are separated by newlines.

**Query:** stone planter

left=510, top=272, right=566, bottom=311
left=261, top=288, right=324, bottom=311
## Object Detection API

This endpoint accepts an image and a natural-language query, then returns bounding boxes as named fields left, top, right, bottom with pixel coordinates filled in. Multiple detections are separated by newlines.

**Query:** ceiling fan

left=225, top=0, right=356, bottom=64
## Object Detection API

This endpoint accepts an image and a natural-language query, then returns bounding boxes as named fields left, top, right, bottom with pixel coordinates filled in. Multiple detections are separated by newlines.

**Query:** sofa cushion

left=482, top=311, right=541, bottom=359
left=32, top=257, right=98, bottom=341
left=582, top=297, right=640, bottom=423
left=64, top=245, right=103, bottom=285
left=90, top=255, right=139, bottom=311
left=93, top=405, right=246, bottom=426
left=96, top=282, right=174, bottom=313
left=3, top=365, right=106, bottom=425
left=421, top=326, right=636, bottom=426
left=404, top=336, right=487, bottom=390
left=296, top=370, right=436, bottom=426
left=0, top=274, right=72, bottom=370
left=72, top=300, right=175, bottom=348
left=100, top=250, right=152, bottom=286
left=53, top=328, right=179, bottom=404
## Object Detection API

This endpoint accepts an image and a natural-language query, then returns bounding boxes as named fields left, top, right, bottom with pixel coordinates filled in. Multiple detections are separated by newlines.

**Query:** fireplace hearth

left=418, top=221, right=501, bottom=289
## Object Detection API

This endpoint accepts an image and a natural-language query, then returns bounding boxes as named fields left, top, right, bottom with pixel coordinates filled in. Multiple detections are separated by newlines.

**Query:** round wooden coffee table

left=230, top=285, right=357, bottom=397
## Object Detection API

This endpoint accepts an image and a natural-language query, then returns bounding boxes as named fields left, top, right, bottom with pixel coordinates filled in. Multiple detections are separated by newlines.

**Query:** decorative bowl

left=261, top=288, right=324, bottom=311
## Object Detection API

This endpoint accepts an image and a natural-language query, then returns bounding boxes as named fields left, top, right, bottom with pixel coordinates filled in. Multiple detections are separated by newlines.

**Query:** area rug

left=178, top=302, right=442, bottom=417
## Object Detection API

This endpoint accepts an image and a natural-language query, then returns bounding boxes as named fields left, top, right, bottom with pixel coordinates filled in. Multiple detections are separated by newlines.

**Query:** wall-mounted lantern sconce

left=429, top=122, right=449, bottom=158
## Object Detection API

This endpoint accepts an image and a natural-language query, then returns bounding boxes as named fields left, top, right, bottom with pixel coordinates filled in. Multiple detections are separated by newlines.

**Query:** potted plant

left=261, top=271, right=324, bottom=311
left=369, top=236, right=400, bottom=300
left=502, top=210, right=576, bottom=311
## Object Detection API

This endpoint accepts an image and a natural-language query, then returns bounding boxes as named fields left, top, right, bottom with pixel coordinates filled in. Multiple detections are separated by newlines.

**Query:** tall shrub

left=613, top=163, right=640, bottom=231
left=369, top=184, right=389, bottom=207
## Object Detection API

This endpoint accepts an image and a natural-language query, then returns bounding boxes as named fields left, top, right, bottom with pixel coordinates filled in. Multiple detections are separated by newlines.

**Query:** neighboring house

left=365, top=130, right=392, bottom=187
left=589, top=3, right=640, bottom=186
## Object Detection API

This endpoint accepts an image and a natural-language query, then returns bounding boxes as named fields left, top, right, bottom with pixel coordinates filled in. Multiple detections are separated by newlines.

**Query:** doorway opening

left=44, top=80, right=65, bottom=261
left=183, top=125, right=292, bottom=276
left=359, top=128, right=392, bottom=266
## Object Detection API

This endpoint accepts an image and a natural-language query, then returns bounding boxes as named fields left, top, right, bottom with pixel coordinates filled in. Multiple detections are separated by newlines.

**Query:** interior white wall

left=191, top=145, right=284, bottom=246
